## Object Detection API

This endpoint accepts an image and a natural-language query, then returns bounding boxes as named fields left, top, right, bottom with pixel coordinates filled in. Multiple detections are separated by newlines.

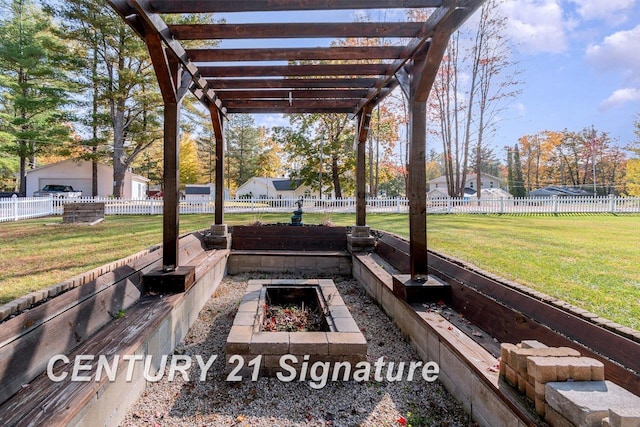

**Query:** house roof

left=272, top=179, right=304, bottom=191
left=185, top=186, right=211, bottom=195
left=529, top=186, right=594, bottom=197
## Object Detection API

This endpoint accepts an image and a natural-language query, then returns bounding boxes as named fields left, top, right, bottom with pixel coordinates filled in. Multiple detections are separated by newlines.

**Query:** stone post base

left=204, top=224, right=231, bottom=249
left=347, top=225, right=375, bottom=253
left=143, top=266, right=196, bottom=294
left=392, top=274, right=450, bottom=303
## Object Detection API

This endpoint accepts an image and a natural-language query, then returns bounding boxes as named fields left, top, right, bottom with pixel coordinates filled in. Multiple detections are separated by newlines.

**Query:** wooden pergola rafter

left=106, top=0, right=485, bottom=284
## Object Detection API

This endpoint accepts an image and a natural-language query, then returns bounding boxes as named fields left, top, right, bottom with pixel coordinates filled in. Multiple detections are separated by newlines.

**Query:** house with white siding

left=236, top=177, right=318, bottom=199
left=26, top=159, right=149, bottom=199
left=428, top=173, right=505, bottom=197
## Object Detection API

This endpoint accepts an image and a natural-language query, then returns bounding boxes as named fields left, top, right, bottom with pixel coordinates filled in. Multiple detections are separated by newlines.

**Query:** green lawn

left=0, top=213, right=638, bottom=329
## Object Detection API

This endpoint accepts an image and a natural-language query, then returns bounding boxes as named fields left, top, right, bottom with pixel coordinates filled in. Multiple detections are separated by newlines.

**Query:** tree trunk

left=19, top=148, right=27, bottom=196
left=331, top=154, right=341, bottom=198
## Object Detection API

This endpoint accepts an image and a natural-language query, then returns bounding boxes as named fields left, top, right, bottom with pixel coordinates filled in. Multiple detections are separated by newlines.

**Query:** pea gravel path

left=121, top=274, right=474, bottom=427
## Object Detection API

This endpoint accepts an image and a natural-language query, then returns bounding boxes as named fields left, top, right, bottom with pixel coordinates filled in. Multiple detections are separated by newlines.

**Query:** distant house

left=236, top=177, right=318, bottom=199
left=428, top=173, right=505, bottom=196
left=477, top=188, right=513, bottom=199
left=184, top=184, right=229, bottom=201
left=26, top=159, right=149, bottom=199
left=528, top=186, right=594, bottom=198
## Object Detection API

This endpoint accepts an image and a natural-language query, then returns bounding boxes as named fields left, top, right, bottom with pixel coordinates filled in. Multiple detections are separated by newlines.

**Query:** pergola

left=106, top=0, right=484, bottom=284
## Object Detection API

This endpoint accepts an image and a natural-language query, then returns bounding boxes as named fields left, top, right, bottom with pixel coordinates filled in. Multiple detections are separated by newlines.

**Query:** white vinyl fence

left=1, top=195, right=639, bottom=222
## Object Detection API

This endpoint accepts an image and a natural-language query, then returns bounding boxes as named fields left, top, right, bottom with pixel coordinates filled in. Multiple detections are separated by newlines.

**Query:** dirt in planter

left=262, top=303, right=326, bottom=332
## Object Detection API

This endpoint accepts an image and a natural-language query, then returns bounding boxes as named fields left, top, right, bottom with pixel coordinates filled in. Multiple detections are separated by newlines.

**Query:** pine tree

left=512, top=144, right=526, bottom=197
left=0, top=0, right=81, bottom=194
left=506, top=147, right=515, bottom=196
left=226, top=115, right=261, bottom=189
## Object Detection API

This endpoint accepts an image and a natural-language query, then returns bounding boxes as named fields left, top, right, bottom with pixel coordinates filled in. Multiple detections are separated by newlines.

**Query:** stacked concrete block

left=545, top=381, right=640, bottom=427
left=500, top=340, right=605, bottom=418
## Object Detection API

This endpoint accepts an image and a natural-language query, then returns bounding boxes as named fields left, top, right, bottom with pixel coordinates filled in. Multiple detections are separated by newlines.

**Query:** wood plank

left=186, top=46, right=405, bottom=62
left=231, top=225, right=347, bottom=251
left=226, top=106, right=352, bottom=114
left=374, top=233, right=410, bottom=273
left=149, top=0, right=442, bottom=13
left=169, top=22, right=427, bottom=40
left=224, top=98, right=355, bottom=109
left=0, top=295, right=178, bottom=426
left=199, top=64, right=390, bottom=78
left=209, top=77, right=378, bottom=89
left=0, top=273, right=145, bottom=405
left=217, top=89, right=367, bottom=100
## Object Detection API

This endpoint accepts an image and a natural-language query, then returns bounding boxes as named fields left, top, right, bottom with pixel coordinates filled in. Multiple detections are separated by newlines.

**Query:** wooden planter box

left=230, top=225, right=348, bottom=251
left=63, top=202, right=105, bottom=224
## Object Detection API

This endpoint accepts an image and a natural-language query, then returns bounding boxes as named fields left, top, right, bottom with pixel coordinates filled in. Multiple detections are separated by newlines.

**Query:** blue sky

left=219, top=1, right=640, bottom=157
left=499, top=0, right=640, bottom=152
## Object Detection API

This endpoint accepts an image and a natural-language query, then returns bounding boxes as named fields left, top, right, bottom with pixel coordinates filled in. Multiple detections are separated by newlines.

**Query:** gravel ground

left=121, top=274, right=474, bottom=427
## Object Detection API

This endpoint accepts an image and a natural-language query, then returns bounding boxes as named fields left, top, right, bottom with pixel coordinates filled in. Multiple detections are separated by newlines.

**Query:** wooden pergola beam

left=169, top=22, right=428, bottom=40
left=226, top=106, right=352, bottom=114
left=148, top=0, right=442, bottom=14
left=198, top=64, right=389, bottom=78
left=186, top=46, right=405, bottom=62
left=208, top=78, right=379, bottom=90
left=217, top=89, right=368, bottom=100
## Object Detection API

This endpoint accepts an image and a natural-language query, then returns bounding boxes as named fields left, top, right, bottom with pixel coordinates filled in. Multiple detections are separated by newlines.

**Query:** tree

left=511, top=144, right=526, bottom=197
left=179, top=133, right=201, bottom=185
left=225, top=114, right=261, bottom=190
left=422, top=0, right=521, bottom=197
left=273, top=113, right=355, bottom=199
left=471, top=146, right=501, bottom=178
left=517, top=128, right=627, bottom=195
left=367, top=104, right=401, bottom=197
left=255, top=129, right=284, bottom=178
left=626, top=159, right=640, bottom=196
left=0, top=0, right=81, bottom=194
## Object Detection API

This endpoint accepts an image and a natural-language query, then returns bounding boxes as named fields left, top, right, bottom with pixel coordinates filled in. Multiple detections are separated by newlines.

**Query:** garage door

left=38, top=178, right=92, bottom=197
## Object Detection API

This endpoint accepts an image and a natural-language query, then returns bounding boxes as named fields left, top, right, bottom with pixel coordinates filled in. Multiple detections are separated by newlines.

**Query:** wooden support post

left=355, top=106, right=373, bottom=227
left=348, top=106, right=375, bottom=253
left=163, top=101, right=180, bottom=271
left=356, top=136, right=366, bottom=226
left=407, top=100, right=428, bottom=279
left=210, top=105, right=225, bottom=225
left=203, top=103, right=231, bottom=249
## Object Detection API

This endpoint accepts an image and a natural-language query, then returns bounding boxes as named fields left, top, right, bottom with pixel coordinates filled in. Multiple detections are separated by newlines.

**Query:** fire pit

left=226, top=279, right=367, bottom=376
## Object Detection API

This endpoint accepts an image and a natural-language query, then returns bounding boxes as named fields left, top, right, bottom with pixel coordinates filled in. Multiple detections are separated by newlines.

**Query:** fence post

left=499, top=197, right=504, bottom=214
left=609, top=194, right=615, bottom=213
left=12, top=197, right=18, bottom=221
left=552, top=195, right=558, bottom=214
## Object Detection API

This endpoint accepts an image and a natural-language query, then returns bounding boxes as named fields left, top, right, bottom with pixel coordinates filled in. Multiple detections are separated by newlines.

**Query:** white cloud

left=501, top=0, right=569, bottom=54
left=600, top=88, right=640, bottom=109
left=586, top=25, right=640, bottom=81
left=568, top=0, right=636, bottom=25
left=256, top=114, right=290, bottom=129
left=513, top=102, right=527, bottom=115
